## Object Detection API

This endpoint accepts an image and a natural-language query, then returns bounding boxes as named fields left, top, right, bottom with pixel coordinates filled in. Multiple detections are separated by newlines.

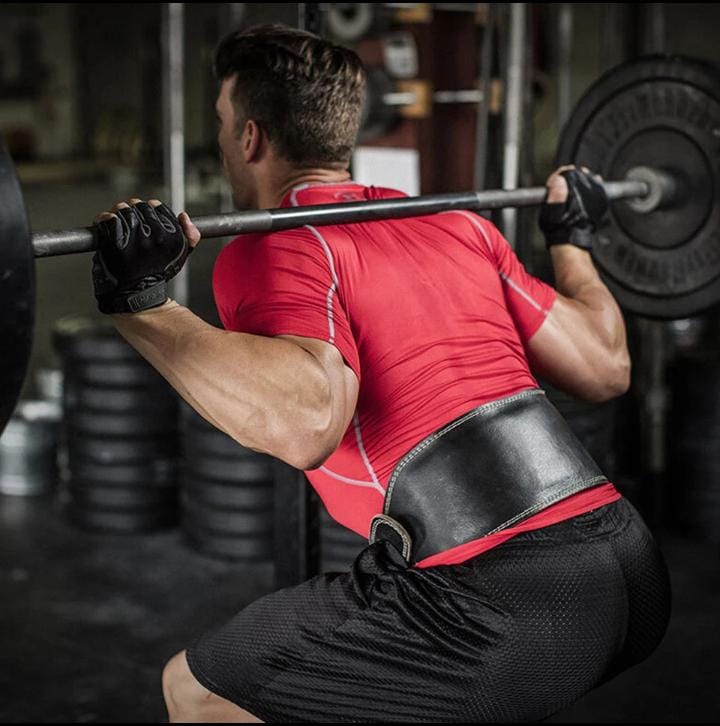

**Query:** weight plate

left=181, top=495, right=274, bottom=535
left=326, top=3, right=375, bottom=41
left=183, top=455, right=274, bottom=483
left=67, top=503, right=178, bottom=532
left=182, top=518, right=272, bottom=561
left=68, top=434, right=178, bottom=464
left=0, top=141, right=34, bottom=436
left=63, top=379, right=177, bottom=413
left=67, top=410, right=177, bottom=437
left=319, top=509, right=366, bottom=571
left=0, top=407, right=58, bottom=496
left=182, top=427, right=264, bottom=460
left=180, top=474, right=272, bottom=509
left=557, top=56, right=720, bottom=319
left=70, top=458, right=177, bottom=486
left=71, top=360, right=166, bottom=388
left=68, top=481, right=179, bottom=510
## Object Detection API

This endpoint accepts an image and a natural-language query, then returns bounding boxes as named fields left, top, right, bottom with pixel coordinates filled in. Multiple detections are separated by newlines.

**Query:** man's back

left=213, top=181, right=561, bottom=539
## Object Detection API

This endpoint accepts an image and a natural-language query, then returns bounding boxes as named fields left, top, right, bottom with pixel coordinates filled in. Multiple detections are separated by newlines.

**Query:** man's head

left=213, top=24, right=366, bottom=208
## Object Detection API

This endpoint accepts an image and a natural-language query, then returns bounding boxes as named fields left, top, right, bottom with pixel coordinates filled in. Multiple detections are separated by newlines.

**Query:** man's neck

left=258, top=166, right=353, bottom=208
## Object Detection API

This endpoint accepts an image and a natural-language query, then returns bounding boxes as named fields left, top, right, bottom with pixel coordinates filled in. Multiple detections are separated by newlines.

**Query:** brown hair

left=214, top=24, right=366, bottom=167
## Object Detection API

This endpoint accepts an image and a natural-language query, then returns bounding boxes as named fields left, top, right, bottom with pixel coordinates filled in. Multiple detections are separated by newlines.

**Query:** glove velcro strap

left=568, top=227, right=594, bottom=250
left=99, top=281, right=168, bottom=314
left=545, top=225, right=595, bottom=250
left=126, top=282, right=168, bottom=312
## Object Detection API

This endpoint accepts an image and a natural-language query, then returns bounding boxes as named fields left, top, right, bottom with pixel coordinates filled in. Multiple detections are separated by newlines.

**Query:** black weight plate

left=557, top=56, right=720, bottom=319
left=64, top=380, right=177, bottom=414
left=180, top=402, right=259, bottom=446
left=180, top=474, right=272, bottom=509
left=53, top=315, right=143, bottom=362
left=68, top=434, right=178, bottom=464
left=67, top=410, right=177, bottom=437
left=319, top=510, right=367, bottom=569
left=181, top=494, right=274, bottom=535
left=0, top=141, right=34, bottom=437
left=182, top=519, right=272, bottom=561
left=68, top=481, right=178, bottom=510
left=71, top=458, right=177, bottom=486
left=72, top=360, right=166, bottom=388
left=320, top=508, right=365, bottom=537
left=182, top=427, right=261, bottom=460
left=67, top=503, right=178, bottom=532
left=183, top=455, right=274, bottom=483
left=322, top=528, right=367, bottom=549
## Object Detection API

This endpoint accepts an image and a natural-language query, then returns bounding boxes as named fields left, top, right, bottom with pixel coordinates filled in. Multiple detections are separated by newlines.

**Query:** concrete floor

left=0, top=491, right=718, bottom=723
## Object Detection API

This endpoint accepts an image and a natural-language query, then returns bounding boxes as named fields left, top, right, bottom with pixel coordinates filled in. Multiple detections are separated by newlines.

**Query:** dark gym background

left=1, top=3, right=720, bottom=722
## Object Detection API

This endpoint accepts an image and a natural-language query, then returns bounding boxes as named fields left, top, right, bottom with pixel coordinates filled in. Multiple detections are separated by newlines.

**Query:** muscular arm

left=527, top=244, right=631, bottom=403
left=111, top=301, right=359, bottom=470
left=526, top=167, right=631, bottom=403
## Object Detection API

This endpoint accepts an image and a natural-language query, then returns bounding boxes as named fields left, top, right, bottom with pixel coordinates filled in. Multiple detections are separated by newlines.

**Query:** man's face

left=216, top=77, right=254, bottom=209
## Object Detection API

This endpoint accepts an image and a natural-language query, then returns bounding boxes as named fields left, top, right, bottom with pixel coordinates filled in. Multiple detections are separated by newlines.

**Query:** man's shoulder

left=220, top=227, right=320, bottom=254
left=215, top=228, right=334, bottom=277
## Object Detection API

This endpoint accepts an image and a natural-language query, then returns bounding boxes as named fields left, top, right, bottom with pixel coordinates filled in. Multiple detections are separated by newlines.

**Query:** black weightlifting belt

left=368, top=389, right=608, bottom=565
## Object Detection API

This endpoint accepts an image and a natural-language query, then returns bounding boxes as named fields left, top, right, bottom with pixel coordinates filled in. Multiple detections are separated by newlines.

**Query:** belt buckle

left=368, top=514, right=413, bottom=562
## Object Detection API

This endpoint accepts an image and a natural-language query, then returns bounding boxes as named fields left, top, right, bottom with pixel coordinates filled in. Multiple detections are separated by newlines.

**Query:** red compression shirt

left=213, top=182, right=621, bottom=567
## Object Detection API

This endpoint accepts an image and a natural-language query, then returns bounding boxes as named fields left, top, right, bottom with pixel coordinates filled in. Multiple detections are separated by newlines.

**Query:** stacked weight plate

left=54, top=316, right=179, bottom=532
left=181, top=406, right=274, bottom=561
left=0, top=400, right=61, bottom=496
left=668, top=349, right=720, bottom=544
left=319, top=507, right=367, bottom=572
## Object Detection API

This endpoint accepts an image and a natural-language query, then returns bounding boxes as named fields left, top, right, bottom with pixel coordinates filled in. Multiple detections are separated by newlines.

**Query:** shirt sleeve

left=461, top=213, right=557, bottom=342
left=212, top=230, right=361, bottom=381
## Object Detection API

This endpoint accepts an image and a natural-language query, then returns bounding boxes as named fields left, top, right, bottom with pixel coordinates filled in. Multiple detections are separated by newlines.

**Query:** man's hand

left=92, top=198, right=201, bottom=314
left=538, top=165, right=608, bottom=251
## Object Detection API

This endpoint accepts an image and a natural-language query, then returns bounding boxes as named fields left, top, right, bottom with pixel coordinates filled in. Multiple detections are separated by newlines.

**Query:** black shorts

left=186, top=498, right=671, bottom=723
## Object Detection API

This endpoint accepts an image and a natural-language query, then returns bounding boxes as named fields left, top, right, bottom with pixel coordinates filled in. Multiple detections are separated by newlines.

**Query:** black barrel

left=54, top=316, right=180, bottom=533
left=180, top=404, right=274, bottom=561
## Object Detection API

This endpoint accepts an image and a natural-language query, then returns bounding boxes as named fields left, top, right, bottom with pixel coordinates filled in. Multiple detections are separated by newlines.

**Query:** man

left=92, top=24, right=670, bottom=723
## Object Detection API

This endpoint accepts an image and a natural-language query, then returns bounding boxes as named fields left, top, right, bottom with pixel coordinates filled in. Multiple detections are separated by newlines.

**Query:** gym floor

left=0, top=490, right=718, bottom=723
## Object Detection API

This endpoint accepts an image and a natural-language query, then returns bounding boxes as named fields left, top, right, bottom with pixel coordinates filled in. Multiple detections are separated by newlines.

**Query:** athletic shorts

left=186, top=497, right=671, bottom=722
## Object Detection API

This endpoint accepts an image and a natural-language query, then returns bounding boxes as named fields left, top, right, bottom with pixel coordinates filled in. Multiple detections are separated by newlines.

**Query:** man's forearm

left=549, top=245, right=627, bottom=353
left=111, top=301, right=333, bottom=469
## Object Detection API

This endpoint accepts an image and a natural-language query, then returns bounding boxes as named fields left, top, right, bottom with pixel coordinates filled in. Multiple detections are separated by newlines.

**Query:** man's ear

left=242, top=119, right=263, bottom=162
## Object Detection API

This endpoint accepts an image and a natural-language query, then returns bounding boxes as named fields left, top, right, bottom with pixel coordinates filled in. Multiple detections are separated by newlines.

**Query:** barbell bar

left=3, top=54, right=720, bottom=440
left=32, top=177, right=652, bottom=259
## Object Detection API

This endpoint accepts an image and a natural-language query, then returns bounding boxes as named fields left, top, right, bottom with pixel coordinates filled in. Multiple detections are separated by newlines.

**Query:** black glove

left=92, top=202, right=189, bottom=314
left=538, top=168, right=609, bottom=250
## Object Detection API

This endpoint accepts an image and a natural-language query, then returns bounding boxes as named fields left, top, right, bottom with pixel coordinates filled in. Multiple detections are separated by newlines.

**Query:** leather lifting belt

left=369, top=389, right=608, bottom=565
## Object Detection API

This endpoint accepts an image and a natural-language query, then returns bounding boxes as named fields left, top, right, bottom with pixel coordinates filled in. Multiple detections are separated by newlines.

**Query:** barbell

left=1, top=55, right=720, bottom=437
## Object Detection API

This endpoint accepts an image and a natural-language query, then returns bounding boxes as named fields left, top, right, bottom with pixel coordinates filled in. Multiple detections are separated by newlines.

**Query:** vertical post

left=557, top=3, right=573, bottom=130
left=635, top=318, right=670, bottom=532
left=163, top=3, right=188, bottom=306
left=474, top=4, right=494, bottom=192
left=299, top=3, right=325, bottom=35
left=500, top=2, right=526, bottom=248
left=600, top=4, right=631, bottom=71
left=643, top=3, right=666, bottom=54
